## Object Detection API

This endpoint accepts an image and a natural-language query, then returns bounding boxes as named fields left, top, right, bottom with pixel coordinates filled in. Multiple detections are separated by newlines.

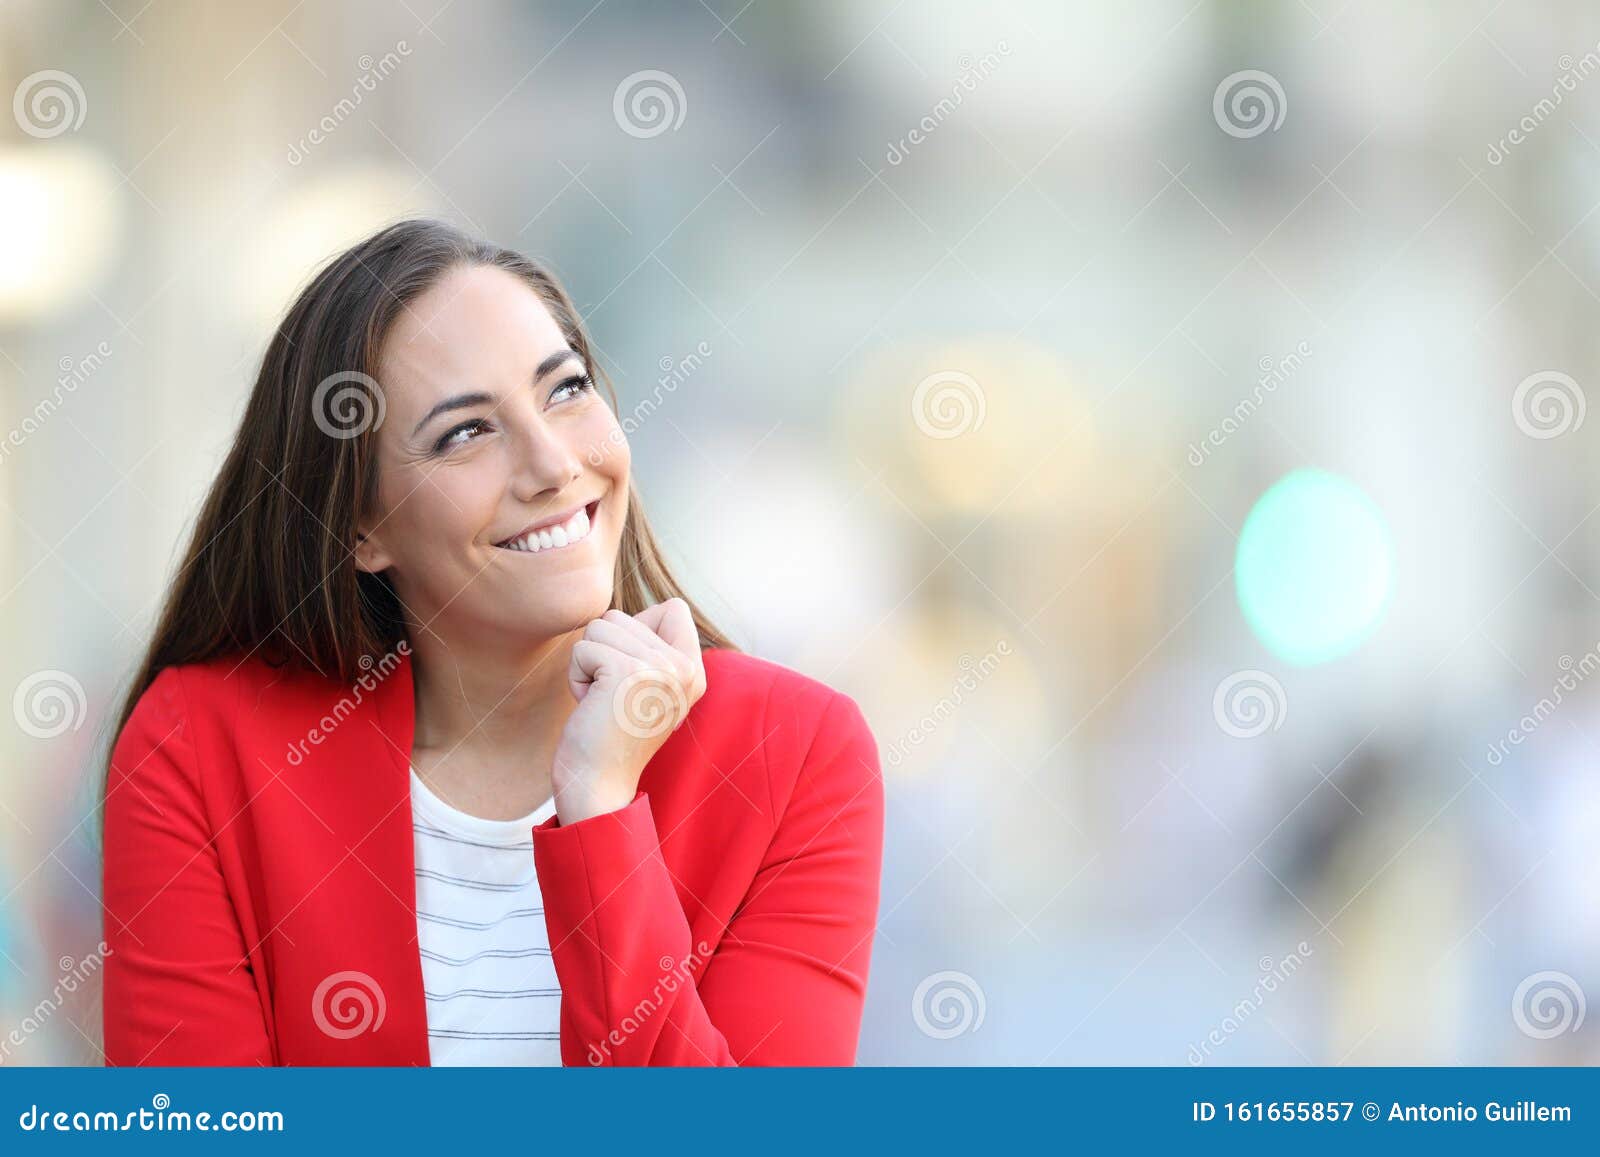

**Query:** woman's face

left=353, top=263, right=631, bottom=645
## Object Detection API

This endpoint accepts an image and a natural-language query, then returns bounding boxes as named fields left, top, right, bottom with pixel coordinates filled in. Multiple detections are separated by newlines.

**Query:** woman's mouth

left=494, top=500, right=599, bottom=554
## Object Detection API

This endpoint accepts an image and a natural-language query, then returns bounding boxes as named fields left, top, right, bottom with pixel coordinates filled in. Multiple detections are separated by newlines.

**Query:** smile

left=494, top=500, right=599, bottom=554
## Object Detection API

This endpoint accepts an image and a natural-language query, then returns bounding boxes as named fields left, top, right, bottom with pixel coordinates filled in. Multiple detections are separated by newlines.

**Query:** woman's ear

left=353, top=525, right=393, bottom=575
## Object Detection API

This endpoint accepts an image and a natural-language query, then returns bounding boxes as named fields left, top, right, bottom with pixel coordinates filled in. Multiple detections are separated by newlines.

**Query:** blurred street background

left=1, top=0, right=1597, bottom=1064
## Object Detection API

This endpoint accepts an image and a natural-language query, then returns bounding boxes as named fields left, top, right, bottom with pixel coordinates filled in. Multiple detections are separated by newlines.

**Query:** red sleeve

left=100, top=667, right=274, bottom=1066
left=532, top=691, right=884, bottom=1066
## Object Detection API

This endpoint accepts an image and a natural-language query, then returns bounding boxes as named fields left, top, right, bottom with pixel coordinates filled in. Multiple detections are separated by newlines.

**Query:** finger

left=568, top=638, right=643, bottom=700
left=631, top=598, right=696, bottom=655
left=632, top=600, right=704, bottom=703
left=630, top=599, right=671, bottom=635
left=649, top=597, right=701, bottom=660
left=587, top=613, right=677, bottom=667
left=606, top=605, right=696, bottom=675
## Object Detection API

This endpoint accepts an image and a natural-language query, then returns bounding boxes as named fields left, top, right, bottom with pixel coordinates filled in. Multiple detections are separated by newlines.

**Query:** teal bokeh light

left=1235, top=469, right=1394, bottom=665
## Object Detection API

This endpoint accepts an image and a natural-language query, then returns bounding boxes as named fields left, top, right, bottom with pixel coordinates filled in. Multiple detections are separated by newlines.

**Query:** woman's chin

left=513, top=584, right=615, bottom=638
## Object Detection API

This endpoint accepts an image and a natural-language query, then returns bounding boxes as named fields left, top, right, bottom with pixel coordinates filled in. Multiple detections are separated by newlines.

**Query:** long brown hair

left=106, top=217, right=734, bottom=783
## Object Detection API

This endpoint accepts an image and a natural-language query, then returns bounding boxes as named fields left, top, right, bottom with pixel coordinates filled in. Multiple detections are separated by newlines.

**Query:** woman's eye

left=550, top=373, right=595, bottom=403
left=430, top=376, right=591, bottom=453
left=435, top=419, right=489, bottom=453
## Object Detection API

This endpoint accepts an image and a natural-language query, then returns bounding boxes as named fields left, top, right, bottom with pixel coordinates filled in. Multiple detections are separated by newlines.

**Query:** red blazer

left=100, top=646, right=884, bottom=1066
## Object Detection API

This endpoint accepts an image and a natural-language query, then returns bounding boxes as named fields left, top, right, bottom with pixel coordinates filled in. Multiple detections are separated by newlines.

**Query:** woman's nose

left=511, top=415, right=581, bottom=497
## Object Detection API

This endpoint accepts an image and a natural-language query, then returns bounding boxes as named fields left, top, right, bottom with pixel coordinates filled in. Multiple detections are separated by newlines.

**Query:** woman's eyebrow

left=409, top=349, right=583, bottom=438
left=411, top=391, right=494, bottom=438
left=535, top=348, right=581, bottom=381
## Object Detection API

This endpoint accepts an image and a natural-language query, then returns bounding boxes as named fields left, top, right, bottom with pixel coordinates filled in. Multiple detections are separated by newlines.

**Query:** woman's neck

left=405, top=624, right=581, bottom=809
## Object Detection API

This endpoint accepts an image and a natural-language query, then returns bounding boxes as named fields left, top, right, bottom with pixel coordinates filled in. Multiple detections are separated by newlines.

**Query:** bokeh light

left=1235, top=469, right=1395, bottom=666
left=0, top=145, right=120, bottom=322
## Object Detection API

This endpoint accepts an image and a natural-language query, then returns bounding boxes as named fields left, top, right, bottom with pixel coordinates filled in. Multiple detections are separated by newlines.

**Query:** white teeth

left=501, top=504, right=594, bottom=554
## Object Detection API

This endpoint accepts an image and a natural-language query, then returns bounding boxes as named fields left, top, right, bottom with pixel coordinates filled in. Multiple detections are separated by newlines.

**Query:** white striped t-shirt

left=409, top=767, right=563, bottom=1066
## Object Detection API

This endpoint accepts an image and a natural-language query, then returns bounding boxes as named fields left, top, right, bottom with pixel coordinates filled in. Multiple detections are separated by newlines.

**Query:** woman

left=99, top=218, right=884, bottom=1067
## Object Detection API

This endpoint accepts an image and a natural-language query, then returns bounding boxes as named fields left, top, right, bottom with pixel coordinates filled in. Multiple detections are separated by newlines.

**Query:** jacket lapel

left=268, top=645, right=430, bottom=1065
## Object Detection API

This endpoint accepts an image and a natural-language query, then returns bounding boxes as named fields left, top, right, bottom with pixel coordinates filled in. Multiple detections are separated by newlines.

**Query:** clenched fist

left=551, top=597, right=708, bottom=824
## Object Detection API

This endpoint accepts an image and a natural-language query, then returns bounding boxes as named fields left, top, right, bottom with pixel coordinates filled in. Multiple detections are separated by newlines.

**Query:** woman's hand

left=552, top=597, right=707, bottom=824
